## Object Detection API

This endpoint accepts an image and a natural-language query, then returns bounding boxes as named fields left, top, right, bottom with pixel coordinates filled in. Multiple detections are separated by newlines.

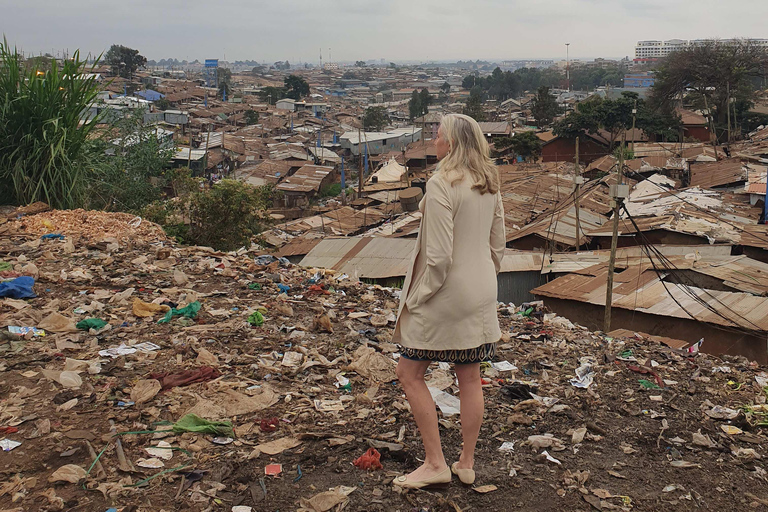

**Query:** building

left=634, top=38, right=768, bottom=62
left=623, top=72, right=655, bottom=88
left=540, top=131, right=611, bottom=164
left=275, top=164, right=336, bottom=207
left=340, top=128, right=422, bottom=156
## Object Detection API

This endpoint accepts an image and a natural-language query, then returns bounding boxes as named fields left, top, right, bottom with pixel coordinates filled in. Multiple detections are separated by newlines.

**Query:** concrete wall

left=539, top=296, right=768, bottom=364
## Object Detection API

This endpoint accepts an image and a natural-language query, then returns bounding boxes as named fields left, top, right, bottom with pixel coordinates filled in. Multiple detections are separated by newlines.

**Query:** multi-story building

left=634, top=38, right=768, bottom=62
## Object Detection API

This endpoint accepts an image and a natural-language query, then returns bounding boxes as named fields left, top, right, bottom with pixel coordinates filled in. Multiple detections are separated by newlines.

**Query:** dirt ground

left=1, top=211, right=767, bottom=512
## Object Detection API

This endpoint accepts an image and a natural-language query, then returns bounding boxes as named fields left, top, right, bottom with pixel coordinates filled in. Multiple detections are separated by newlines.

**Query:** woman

left=392, top=113, right=506, bottom=489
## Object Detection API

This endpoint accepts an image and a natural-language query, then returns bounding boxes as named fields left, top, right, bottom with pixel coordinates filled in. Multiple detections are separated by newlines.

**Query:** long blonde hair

left=437, top=113, right=500, bottom=194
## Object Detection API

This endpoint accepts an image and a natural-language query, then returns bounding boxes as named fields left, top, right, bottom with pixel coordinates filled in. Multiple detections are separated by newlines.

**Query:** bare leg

left=454, top=362, right=483, bottom=470
left=396, top=357, right=448, bottom=481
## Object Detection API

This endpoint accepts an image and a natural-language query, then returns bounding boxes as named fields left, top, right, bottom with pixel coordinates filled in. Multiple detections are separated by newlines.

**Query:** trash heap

left=0, top=209, right=767, bottom=512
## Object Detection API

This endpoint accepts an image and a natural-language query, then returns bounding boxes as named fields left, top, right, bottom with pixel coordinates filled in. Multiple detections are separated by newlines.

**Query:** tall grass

left=0, top=39, right=103, bottom=208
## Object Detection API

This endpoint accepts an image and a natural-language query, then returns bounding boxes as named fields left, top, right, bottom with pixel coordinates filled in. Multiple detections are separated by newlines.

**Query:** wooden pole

left=703, top=95, right=719, bottom=160
left=726, top=81, right=732, bottom=145
left=574, top=136, right=581, bottom=250
left=358, top=126, right=363, bottom=196
left=604, top=132, right=626, bottom=332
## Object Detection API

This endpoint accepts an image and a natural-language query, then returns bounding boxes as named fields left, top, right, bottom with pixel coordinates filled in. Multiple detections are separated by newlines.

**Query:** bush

left=145, top=180, right=275, bottom=251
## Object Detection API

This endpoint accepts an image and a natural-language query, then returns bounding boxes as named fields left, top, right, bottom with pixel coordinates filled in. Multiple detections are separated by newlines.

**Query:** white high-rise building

left=634, top=38, right=768, bottom=62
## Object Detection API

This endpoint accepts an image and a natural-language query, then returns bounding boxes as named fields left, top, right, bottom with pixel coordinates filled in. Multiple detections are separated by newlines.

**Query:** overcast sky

left=3, top=0, right=768, bottom=64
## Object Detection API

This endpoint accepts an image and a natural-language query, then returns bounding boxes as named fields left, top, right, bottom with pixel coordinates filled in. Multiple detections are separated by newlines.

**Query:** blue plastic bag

left=0, top=276, right=37, bottom=299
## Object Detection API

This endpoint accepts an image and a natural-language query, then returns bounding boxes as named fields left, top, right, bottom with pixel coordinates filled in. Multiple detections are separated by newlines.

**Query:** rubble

left=0, top=210, right=767, bottom=511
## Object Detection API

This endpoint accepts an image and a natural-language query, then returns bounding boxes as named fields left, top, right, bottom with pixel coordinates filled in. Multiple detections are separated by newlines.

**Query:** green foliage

left=569, top=65, right=628, bottom=90
left=218, top=80, right=231, bottom=99
left=319, top=183, right=342, bottom=197
left=462, top=89, right=486, bottom=121
left=258, top=86, right=285, bottom=104
left=0, top=41, right=104, bottom=208
left=243, top=109, right=259, bottom=125
left=105, top=44, right=147, bottom=78
left=554, top=91, right=682, bottom=147
left=363, top=106, right=389, bottom=131
left=461, top=66, right=566, bottom=97
left=355, top=60, right=367, bottom=67
left=146, top=180, right=275, bottom=251
left=495, top=131, right=543, bottom=161
left=408, top=89, right=432, bottom=120
left=284, top=75, right=310, bottom=100
left=651, top=39, right=768, bottom=134
left=90, top=108, right=177, bottom=212
left=440, top=82, right=451, bottom=93
left=612, top=145, right=634, bottom=161
left=155, top=97, right=173, bottom=111
left=273, top=61, right=290, bottom=71
left=530, top=86, right=563, bottom=127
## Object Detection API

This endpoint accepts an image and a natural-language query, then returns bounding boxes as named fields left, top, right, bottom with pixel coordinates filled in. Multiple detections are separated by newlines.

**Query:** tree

left=440, top=82, right=451, bottom=93
left=218, top=80, right=232, bottom=100
left=494, top=132, right=543, bottom=161
left=258, top=86, right=286, bottom=104
left=419, top=89, right=432, bottom=112
left=530, top=86, right=563, bottom=127
left=409, top=90, right=422, bottom=120
left=284, top=75, right=310, bottom=100
left=462, top=74, right=479, bottom=90
left=355, top=60, right=367, bottom=67
left=554, top=91, right=682, bottom=148
left=652, top=39, right=768, bottom=137
left=363, top=106, right=389, bottom=131
left=0, top=43, right=104, bottom=208
left=462, top=89, right=486, bottom=121
left=243, top=110, right=259, bottom=125
left=105, top=44, right=147, bottom=79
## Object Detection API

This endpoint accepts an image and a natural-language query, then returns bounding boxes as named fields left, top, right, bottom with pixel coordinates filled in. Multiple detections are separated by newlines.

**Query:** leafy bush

left=144, top=180, right=275, bottom=251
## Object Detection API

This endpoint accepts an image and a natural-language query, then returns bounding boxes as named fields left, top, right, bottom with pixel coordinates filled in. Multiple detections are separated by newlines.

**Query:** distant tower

left=319, top=47, right=323, bottom=69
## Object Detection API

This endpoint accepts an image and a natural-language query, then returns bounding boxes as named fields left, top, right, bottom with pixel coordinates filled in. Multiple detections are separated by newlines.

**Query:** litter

left=265, top=464, right=282, bottom=476
left=541, top=450, right=562, bottom=465
left=150, top=366, right=221, bottom=390
left=248, top=310, right=265, bottom=326
left=75, top=318, right=108, bottom=331
left=8, top=326, right=45, bottom=337
left=172, top=414, right=233, bottom=437
left=157, top=301, right=201, bottom=324
left=570, top=360, right=595, bottom=388
left=0, top=276, right=36, bottom=299
left=0, top=439, right=22, bottom=451
left=353, top=447, right=383, bottom=470
left=491, top=361, right=518, bottom=371
left=498, top=441, right=516, bottom=453
left=98, top=341, right=161, bottom=358
left=428, top=387, right=461, bottom=416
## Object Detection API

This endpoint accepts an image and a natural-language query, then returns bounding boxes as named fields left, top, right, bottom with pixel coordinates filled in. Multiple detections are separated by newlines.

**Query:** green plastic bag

left=172, top=413, right=233, bottom=437
left=76, top=318, right=108, bottom=330
left=158, top=301, right=201, bottom=324
left=248, top=310, right=265, bottom=326
left=638, top=379, right=660, bottom=389
left=0, top=261, right=12, bottom=272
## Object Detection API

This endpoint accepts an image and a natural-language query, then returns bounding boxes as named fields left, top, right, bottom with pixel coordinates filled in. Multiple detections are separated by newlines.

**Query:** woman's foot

left=393, top=462, right=451, bottom=489
left=451, top=462, right=475, bottom=485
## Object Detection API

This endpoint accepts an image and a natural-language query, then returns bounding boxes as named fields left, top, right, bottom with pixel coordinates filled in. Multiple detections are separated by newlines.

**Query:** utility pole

left=565, top=43, right=570, bottom=92
left=702, top=95, right=719, bottom=160
left=726, top=81, right=732, bottom=145
left=604, top=132, right=628, bottom=332
left=630, top=100, right=637, bottom=154
left=574, top=136, right=582, bottom=250
left=358, top=126, right=363, bottom=196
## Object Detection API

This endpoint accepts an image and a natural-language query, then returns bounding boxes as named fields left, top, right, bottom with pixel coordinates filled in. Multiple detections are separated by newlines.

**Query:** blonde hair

left=437, top=113, right=500, bottom=194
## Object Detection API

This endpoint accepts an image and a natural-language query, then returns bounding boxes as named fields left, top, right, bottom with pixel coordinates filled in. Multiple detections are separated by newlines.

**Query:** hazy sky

left=3, top=0, right=767, bottom=64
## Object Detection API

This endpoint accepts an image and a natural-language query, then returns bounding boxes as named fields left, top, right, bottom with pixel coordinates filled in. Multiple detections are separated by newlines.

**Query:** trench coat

left=392, top=169, right=506, bottom=352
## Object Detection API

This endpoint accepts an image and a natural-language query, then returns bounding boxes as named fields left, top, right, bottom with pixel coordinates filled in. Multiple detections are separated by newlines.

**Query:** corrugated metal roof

left=532, top=261, right=768, bottom=332
left=689, top=159, right=745, bottom=188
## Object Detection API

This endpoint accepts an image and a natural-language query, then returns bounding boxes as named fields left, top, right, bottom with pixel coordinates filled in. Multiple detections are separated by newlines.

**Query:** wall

left=684, top=126, right=710, bottom=143
left=498, top=271, right=544, bottom=305
left=542, top=137, right=610, bottom=164
left=539, top=297, right=768, bottom=364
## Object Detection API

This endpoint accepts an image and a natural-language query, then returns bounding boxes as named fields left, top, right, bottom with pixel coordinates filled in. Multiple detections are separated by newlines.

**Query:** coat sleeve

left=490, top=192, right=506, bottom=274
left=406, top=177, right=454, bottom=309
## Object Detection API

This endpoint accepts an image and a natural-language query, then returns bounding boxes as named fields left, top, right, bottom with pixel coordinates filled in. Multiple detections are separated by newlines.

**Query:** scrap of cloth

left=0, top=276, right=36, bottom=299
left=149, top=366, right=221, bottom=390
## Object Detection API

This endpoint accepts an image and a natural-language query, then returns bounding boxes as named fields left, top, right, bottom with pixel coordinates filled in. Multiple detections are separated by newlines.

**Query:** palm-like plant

left=0, top=39, right=103, bottom=208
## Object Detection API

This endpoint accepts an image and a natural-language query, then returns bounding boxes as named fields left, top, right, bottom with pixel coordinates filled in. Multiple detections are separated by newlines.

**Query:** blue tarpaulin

left=0, top=276, right=36, bottom=299
left=135, top=89, right=165, bottom=101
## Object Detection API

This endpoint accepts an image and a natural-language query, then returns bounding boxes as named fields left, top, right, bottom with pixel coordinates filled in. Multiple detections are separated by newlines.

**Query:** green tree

left=408, top=90, right=422, bottom=120
left=243, top=110, right=259, bottom=125
left=0, top=42, right=104, bottom=208
left=530, top=86, right=563, bottom=127
left=419, top=89, right=432, bottom=112
left=105, top=44, right=147, bottom=79
left=284, top=74, right=310, bottom=100
left=258, top=86, right=286, bottom=104
left=355, top=60, right=367, bottom=67
left=651, top=39, right=768, bottom=138
left=494, top=132, right=543, bottom=161
left=462, top=89, right=486, bottom=121
left=218, top=80, right=232, bottom=99
left=363, top=106, right=389, bottom=131
left=440, top=82, right=451, bottom=93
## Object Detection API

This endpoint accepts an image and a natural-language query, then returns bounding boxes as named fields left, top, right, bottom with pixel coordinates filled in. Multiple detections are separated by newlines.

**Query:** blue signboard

left=205, top=59, right=219, bottom=68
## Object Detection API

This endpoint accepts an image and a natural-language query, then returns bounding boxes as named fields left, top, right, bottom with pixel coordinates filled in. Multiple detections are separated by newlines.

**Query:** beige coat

left=392, top=169, right=506, bottom=351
